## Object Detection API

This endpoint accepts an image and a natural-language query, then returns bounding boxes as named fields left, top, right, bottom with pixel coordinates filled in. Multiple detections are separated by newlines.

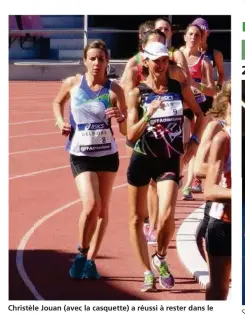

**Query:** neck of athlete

left=85, top=72, right=107, bottom=89
left=147, top=72, right=168, bottom=92
left=184, top=46, right=200, bottom=57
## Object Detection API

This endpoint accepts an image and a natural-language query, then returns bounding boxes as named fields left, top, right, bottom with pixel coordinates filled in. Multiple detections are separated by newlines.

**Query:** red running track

left=9, top=81, right=205, bottom=300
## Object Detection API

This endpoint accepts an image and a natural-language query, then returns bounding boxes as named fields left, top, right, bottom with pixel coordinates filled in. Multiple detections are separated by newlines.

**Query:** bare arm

left=123, top=67, right=139, bottom=102
left=127, top=89, right=162, bottom=142
left=52, top=76, right=76, bottom=135
left=191, top=58, right=216, bottom=96
left=204, top=131, right=231, bottom=202
left=119, top=57, right=138, bottom=89
left=170, top=65, right=204, bottom=138
left=110, top=82, right=127, bottom=136
left=214, top=49, right=225, bottom=87
left=194, top=121, right=222, bottom=178
left=173, top=49, right=192, bottom=84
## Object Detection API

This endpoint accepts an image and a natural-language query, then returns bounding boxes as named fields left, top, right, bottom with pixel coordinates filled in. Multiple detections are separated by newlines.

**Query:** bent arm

left=214, top=49, right=225, bottom=87
left=204, top=132, right=231, bottom=202
left=119, top=57, right=138, bottom=89
left=192, top=59, right=216, bottom=96
left=194, top=121, right=222, bottom=178
left=52, top=77, right=73, bottom=127
left=127, top=89, right=149, bottom=142
left=111, top=82, right=127, bottom=136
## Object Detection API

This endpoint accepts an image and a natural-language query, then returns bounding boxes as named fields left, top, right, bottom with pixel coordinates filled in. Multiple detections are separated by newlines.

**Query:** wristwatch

left=190, top=134, right=199, bottom=145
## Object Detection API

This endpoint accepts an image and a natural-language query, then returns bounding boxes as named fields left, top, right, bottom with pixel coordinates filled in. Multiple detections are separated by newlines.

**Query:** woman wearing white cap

left=127, top=41, right=203, bottom=292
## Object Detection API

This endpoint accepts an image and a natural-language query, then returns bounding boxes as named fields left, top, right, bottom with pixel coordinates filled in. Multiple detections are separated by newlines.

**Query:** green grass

left=243, top=22, right=245, bottom=32
left=243, top=40, right=245, bottom=60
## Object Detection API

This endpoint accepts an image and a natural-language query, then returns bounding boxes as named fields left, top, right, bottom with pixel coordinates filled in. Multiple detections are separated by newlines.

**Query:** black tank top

left=134, top=77, right=184, bottom=158
left=203, top=46, right=216, bottom=68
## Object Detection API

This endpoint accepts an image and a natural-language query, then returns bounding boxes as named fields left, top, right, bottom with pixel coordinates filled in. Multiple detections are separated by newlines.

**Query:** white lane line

left=10, top=132, right=59, bottom=138
left=9, top=155, right=129, bottom=180
left=9, top=146, right=64, bottom=155
left=10, top=119, right=55, bottom=125
left=9, top=138, right=125, bottom=154
left=16, top=182, right=127, bottom=300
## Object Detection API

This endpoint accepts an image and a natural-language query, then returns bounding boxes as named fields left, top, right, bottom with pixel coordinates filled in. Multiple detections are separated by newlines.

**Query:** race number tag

left=77, top=122, right=113, bottom=152
left=146, top=94, right=183, bottom=121
left=191, top=79, right=206, bottom=104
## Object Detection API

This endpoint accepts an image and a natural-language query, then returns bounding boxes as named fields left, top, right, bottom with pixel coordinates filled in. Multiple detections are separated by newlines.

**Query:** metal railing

left=9, top=14, right=231, bottom=54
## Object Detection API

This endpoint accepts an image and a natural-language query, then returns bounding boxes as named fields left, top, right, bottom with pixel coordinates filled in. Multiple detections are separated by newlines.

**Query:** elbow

left=204, top=187, right=215, bottom=201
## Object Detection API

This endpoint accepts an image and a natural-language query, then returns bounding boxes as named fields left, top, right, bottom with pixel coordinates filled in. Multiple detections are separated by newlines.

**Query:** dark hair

left=185, top=24, right=203, bottom=37
left=139, top=29, right=166, bottom=51
left=83, top=40, right=109, bottom=60
left=138, top=20, right=155, bottom=37
left=155, top=17, right=172, bottom=29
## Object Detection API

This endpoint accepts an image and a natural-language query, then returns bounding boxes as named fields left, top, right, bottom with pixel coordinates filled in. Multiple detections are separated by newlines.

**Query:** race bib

left=77, top=122, right=113, bottom=152
left=191, top=79, right=206, bottom=104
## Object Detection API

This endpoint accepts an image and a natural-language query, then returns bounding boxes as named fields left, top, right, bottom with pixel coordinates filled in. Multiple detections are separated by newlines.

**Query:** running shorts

left=127, top=151, right=180, bottom=187
left=205, top=217, right=231, bottom=256
left=70, top=152, right=119, bottom=178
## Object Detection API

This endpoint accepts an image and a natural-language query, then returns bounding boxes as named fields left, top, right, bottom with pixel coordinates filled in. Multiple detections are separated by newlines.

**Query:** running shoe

left=147, top=230, right=157, bottom=245
left=69, top=253, right=87, bottom=279
left=83, top=260, right=100, bottom=280
left=181, top=186, right=193, bottom=200
left=191, top=178, right=202, bottom=193
left=152, top=253, right=175, bottom=289
left=141, top=272, right=157, bottom=292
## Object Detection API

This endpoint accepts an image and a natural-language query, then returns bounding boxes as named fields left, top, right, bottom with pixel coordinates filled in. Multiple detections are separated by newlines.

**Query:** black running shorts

left=205, top=217, right=231, bottom=257
left=127, top=151, right=180, bottom=187
left=70, top=152, right=119, bottom=178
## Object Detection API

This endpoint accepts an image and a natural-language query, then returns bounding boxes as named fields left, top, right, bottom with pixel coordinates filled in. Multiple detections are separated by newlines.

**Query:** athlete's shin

left=78, top=199, right=102, bottom=249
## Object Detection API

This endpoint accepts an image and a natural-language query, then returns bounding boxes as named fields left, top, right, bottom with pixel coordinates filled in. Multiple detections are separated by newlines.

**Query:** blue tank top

left=66, top=75, right=117, bottom=157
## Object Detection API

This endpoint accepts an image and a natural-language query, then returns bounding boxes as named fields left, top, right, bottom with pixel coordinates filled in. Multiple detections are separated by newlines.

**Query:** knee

left=82, top=198, right=102, bottom=217
left=129, top=213, right=144, bottom=230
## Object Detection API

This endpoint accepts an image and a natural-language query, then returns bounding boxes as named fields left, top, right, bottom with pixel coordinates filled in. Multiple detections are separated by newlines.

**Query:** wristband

left=189, top=134, right=199, bottom=145
left=143, top=113, right=151, bottom=122
left=200, top=83, right=205, bottom=92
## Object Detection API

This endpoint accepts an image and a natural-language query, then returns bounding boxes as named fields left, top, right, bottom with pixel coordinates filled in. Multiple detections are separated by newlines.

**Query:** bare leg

left=87, top=171, right=117, bottom=260
left=128, top=184, right=152, bottom=272
left=75, top=172, right=101, bottom=250
left=147, top=180, right=158, bottom=231
left=156, top=180, right=178, bottom=256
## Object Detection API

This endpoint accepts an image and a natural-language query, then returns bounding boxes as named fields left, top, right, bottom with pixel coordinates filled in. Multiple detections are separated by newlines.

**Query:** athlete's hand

left=183, top=140, right=198, bottom=165
left=147, top=98, right=165, bottom=117
left=57, top=120, right=71, bottom=137
left=105, top=107, right=125, bottom=123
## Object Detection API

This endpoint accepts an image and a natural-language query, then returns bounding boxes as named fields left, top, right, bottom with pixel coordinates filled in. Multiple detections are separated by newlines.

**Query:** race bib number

left=147, top=95, right=183, bottom=122
left=77, top=122, right=113, bottom=152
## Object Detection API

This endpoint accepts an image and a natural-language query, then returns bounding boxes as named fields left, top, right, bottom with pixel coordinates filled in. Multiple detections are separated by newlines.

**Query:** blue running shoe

left=69, top=253, right=87, bottom=279
left=83, top=260, right=100, bottom=280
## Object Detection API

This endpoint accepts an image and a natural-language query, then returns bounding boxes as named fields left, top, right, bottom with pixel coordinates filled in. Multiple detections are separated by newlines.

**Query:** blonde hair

left=207, top=80, right=231, bottom=119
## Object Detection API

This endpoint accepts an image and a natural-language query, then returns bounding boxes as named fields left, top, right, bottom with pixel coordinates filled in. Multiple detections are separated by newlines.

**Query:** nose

left=94, top=58, right=99, bottom=65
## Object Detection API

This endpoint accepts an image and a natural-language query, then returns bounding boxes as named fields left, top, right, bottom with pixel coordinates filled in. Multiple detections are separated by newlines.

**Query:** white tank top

left=66, top=76, right=118, bottom=157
